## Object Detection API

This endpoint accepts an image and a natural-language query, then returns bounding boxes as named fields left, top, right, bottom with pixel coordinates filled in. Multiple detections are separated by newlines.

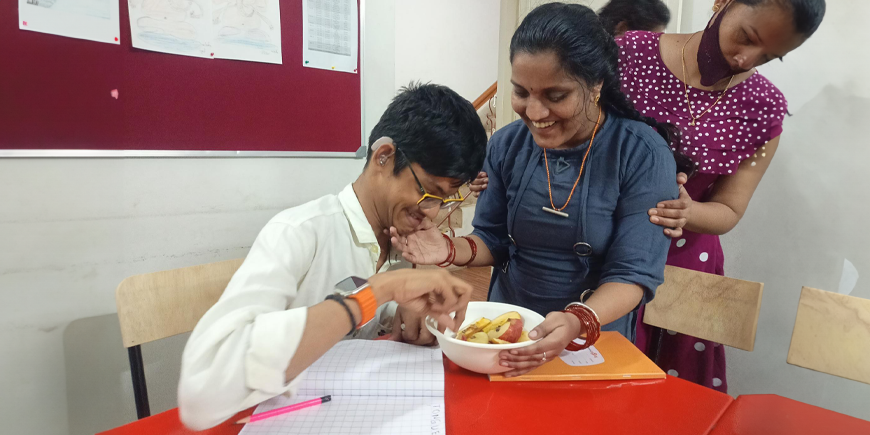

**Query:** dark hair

left=598, top=0, right=671, bottom=36
left=367, top=82, right=487, bottom=183
left=735, top=0, right=825, bottom=36
left=510, top=3, right=694, bottom=175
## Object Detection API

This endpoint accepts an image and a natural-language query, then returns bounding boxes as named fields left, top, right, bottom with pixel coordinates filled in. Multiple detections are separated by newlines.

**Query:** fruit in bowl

left=456, top=311, right=530, bottom=344
left=425, top=301, right=545, bottom=374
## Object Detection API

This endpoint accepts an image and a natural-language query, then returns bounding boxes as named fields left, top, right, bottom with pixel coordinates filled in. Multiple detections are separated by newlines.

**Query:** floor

left=450, top=267, right=491, bottom=302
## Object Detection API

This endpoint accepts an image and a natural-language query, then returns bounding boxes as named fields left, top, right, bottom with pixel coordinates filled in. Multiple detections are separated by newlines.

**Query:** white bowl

left=425, top=301, right=545, bottom=374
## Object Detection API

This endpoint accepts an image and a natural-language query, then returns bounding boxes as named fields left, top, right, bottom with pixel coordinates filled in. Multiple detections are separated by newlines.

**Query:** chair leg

left=128, top=345, right=151, bottom=419
left=651, top=327, right=664, bottom=365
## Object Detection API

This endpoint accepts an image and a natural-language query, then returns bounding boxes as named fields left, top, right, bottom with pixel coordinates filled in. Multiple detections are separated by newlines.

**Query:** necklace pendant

left=542, top=207, right=569, bottom=218
left=690, top=119, right=696, bottom=126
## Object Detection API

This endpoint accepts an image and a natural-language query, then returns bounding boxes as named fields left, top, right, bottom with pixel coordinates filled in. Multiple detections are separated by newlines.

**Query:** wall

left=1, top=158, right=367, bottom=435
left=0, top=2, right=499, bottom=435
left=394, top=0, right=499, bottom=101
left=684, top=0, right=870, bottom=420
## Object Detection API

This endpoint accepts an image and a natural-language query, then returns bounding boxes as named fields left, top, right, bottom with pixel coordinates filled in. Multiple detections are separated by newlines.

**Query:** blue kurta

left=472, top=115, right=678, bottom=341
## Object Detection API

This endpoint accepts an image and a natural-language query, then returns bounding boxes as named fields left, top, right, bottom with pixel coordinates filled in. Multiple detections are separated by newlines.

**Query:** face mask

left=697, top=2, right=737, bottom=86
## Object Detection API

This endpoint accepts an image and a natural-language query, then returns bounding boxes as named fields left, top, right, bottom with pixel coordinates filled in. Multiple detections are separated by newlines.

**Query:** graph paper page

left=239, top=340, right=445, bottom=435
left=238, top=396, right=444, bottom=435
left=297, top=340, right=444, bottom=398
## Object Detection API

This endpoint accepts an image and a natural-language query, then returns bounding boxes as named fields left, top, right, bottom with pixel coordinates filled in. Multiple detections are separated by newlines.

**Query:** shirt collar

left=338, top=183, right=378, bottom=245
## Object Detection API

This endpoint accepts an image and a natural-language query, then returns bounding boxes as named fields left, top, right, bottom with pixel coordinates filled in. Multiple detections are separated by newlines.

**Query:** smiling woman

left=389, top=3, right=684, bottom=378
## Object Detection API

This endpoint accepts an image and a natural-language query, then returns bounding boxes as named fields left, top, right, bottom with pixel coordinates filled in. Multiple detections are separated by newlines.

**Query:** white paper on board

left=302, top=0, right=358, bottom=73
left=19, top=0, right=121, bottom=45
left=212, top=0, right=282, bottom=64
left=128, top=0, right=282, bottom=63
left=559, top=345, right=605, bottom=367
left=128, top=0, right=214, bottom=59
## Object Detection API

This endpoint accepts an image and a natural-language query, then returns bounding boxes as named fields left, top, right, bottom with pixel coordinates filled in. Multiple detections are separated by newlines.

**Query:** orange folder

left=489, top=331, right=665, bottom=382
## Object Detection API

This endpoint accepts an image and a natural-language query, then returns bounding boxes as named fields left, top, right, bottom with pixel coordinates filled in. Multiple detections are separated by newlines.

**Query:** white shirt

left=178, top=184, right=409, bottom=430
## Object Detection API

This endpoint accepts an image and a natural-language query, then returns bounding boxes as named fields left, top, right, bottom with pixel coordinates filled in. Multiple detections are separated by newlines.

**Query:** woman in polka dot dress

left=620, top=0, right=826, bottom=392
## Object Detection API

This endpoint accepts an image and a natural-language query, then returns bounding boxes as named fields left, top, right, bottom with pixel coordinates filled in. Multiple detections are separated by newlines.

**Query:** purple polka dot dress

left=617, top=31, right=788, bottom=393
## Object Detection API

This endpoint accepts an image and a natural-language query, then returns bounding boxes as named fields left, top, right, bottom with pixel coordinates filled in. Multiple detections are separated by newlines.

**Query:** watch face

left=335, top=276, right=368, bottom=294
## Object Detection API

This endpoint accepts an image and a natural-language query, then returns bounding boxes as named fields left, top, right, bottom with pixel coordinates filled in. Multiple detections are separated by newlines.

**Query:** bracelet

left=437, top=234, right=456, bottom=268
left=454, top=236, right=478, bottom=267
left=562, top=302, right=601, bottom=351
left=347, top=287, right=378, bottom=328
left=325, top=295, right=357, bottom=336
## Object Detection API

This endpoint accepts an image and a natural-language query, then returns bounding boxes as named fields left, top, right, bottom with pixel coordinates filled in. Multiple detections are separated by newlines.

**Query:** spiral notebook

left=239, top=340, right=445, bottom=435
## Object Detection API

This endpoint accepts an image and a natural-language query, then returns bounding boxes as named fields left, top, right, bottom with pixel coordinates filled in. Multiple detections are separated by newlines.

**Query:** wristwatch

left=334, top=276, right=378, bottom=329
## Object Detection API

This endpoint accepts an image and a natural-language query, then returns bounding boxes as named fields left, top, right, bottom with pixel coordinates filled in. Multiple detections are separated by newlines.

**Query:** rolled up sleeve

left=598, top=138, right=678, bottom=305
left=471, top=139, right=512, bottom=266
left=178, top=222, right=315, bottom=430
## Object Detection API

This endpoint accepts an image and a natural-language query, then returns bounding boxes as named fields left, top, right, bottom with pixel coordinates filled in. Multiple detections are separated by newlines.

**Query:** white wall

left=684, top=0, right=870, bottom=420
left=0, top=158, right=365, bottom=435
left=0, top=2, right=499, bottom=435
left=394, top=0, right=500, bottom=102
left=362, top=0, right=396, bottom=142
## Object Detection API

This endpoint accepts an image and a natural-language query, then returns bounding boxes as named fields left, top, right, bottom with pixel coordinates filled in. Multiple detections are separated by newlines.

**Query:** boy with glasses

left=178, top=83, right=487, bottom=430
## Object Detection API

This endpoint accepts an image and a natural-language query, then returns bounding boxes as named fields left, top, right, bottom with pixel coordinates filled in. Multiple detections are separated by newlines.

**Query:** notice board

left=0, top=0, right=362, bottom=155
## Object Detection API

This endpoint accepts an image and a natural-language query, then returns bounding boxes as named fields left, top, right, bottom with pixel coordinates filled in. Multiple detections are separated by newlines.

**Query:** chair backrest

left=787, top=286, right=870, bottom=385
left=450, top=266, right=492, bottom=302
left=116, top=258, right=244, bottom=348
left=643, top=265, right=764, bottom=351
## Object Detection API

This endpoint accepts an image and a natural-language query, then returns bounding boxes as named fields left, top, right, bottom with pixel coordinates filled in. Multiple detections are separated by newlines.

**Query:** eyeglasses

left=397, top=148, right=466, bottom=211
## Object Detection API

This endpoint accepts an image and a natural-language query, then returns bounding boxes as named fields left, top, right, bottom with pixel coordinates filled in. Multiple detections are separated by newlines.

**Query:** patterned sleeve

left=615, top=33, right=636, bottom=94
left=767, top=82, right=789, bottom=140
left=616, top=31, right=654, bottom=100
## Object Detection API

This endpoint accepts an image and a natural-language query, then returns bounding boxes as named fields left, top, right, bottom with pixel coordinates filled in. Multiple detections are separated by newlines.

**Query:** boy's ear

left=372, top=142, right=396, bottom=167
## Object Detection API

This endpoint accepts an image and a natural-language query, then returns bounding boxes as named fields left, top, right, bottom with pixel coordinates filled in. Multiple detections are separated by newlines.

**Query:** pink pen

left=235, top=395, right=332, bottom=424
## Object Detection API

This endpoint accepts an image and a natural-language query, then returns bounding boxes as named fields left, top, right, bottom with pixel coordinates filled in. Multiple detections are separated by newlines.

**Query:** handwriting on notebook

left=430, top=403, right=443, bottom=435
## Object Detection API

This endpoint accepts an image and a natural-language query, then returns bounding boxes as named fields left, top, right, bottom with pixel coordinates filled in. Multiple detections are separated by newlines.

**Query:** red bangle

left=437, top=234, right=456, bottom=268
left=454, top=236, right=477, bottom=267
left=562, top=303, right=600, bottom=351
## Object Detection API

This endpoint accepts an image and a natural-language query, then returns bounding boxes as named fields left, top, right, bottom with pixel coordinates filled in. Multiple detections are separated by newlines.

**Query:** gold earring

left=712, top=4, right=721, bottom=12
left=594, top=95, right=600, bottom=105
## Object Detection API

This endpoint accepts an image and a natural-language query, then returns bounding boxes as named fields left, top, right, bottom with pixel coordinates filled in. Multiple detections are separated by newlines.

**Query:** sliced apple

left=487, top=318, right=524, bottom=343
left=467, top=332, right=489, bottom=344
left=456, top=317, right=491, bottom=340
left=482, top=311, right=521, bottom=333
left=518, top=330, right=530, bottom=342
left=490, top=337, right=511, bottom=344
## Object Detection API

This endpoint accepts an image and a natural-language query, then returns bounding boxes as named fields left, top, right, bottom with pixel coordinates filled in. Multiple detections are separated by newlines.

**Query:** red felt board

left=0, top=0, right=361, bottom=153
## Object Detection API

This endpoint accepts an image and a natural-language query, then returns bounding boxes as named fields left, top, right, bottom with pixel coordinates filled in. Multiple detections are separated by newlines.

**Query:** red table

left=99, top=358, right=733, bottom=435
left=708, top=394, right=870, bottom=435
left=97, top=408, right=253, bottom=435
left=443, top=360, right=733, bottom=434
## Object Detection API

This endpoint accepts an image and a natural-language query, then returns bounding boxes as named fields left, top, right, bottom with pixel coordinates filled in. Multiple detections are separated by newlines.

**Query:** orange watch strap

left=347, top=287, right=377, bottom=328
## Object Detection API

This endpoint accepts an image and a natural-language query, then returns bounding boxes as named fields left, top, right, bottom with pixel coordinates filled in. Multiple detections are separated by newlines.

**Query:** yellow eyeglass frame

left=399, top=148, right=466, bottom=211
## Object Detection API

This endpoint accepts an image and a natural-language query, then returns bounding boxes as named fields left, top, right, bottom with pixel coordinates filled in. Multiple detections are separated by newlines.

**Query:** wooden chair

left=450, top=266, right=493, bottom=302
left=114, top=260, right=491, bottom=419
left=787, top=286, right=870, bottom=384
left=643, top=265, right=764, bottom=351
left=115, top=258, right=244, bottom=419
